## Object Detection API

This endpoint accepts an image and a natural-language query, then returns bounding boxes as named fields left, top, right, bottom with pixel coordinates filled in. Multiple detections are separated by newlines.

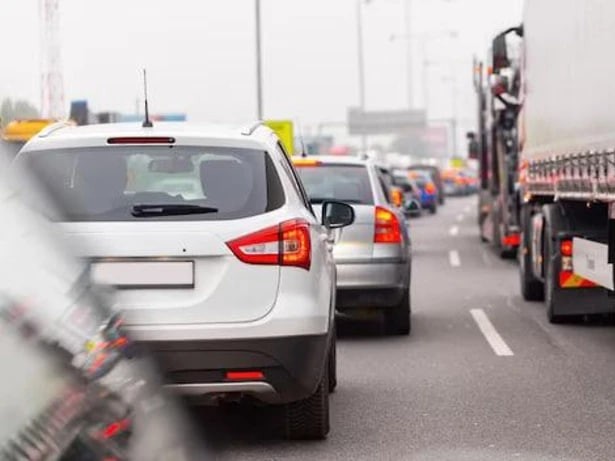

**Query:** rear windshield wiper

left=309, top=198, right=363, bottom=204
left=131, top=204, right=219, bottom=217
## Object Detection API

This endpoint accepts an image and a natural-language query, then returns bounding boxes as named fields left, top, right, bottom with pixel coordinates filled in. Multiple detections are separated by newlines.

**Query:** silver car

left=293, top=156, right=412, bottom=335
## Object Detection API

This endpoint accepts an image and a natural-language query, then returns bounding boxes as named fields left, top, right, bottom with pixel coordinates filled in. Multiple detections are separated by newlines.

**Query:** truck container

left=499, top=0, right=615, bottom=322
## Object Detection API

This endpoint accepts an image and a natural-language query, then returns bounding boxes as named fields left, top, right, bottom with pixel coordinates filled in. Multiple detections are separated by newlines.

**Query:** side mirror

left=466, top=131, right=479, bottom=160
left=492, top=33, right=510, bottom=74
left=321, top=200, right=355, bottom=229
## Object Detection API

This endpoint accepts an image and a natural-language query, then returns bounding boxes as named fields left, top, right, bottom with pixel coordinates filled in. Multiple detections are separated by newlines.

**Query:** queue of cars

left=3, top=119, right=469, bottom=445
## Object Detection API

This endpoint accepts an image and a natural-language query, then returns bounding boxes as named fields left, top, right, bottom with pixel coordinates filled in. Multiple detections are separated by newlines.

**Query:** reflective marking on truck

left=572, top=238, right=614, bottom=290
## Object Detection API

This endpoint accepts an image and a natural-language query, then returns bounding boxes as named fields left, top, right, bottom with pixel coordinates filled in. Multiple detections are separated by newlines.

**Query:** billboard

left=347, top=108, right=426, bottom=135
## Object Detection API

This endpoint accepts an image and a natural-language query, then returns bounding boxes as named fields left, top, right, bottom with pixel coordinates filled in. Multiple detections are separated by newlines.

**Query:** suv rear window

left=18, top=146, right=285, bottom=221
left=295, top=164, right=374, bottom=205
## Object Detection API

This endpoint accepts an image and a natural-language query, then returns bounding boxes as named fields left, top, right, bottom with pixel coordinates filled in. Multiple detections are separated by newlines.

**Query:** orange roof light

left=292, top=158, right=322, bottom=167
left=1, top=119, right=57, bottom=143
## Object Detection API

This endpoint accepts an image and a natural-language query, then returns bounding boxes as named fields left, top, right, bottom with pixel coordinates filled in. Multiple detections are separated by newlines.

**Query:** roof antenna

left=142, top=69, right=153, bottom=128
left=296, top=119, right=308, bottom=158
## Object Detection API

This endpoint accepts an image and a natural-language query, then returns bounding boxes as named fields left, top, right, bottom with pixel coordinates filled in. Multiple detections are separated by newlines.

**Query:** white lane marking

left=470, top=309, right=514, bottom=357
left=449, top=250, right=461, bottom=267
left=449, top=225, right=459, bottom=236
left=456, top=214, right=464, bottom=222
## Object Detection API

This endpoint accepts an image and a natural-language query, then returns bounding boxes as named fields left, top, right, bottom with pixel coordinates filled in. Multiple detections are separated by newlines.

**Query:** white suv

left=16, top=121, right=355, bottom=440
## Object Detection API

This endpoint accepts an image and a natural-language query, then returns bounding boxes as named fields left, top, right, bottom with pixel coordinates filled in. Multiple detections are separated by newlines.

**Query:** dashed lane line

left=470, top=308, right=514, bottom=357
left=449, top=250, right=461, bottom=267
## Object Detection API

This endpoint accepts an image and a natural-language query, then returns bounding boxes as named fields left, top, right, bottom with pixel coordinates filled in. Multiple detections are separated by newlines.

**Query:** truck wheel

left=519, top=204, right=544, bottom=301
left=328, top=329, right=337, bottom=393
left=284, top=365, right=330, bottom=440
left=384, top=287, right=411, bottom=335
left=543, top=205, right=566, bottom=324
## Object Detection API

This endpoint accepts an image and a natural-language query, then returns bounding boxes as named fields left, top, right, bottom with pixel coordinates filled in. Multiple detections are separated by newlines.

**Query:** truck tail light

left=227, top=219, right=311, bottom=270
left=560, top=239, right=573, bottom=257
left=374, top=206, right=402, bottom=244
left=502, top=233, right=521, bottom=247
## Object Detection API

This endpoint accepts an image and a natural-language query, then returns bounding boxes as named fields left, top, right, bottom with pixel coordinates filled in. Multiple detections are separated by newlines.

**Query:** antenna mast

left=142, top=69, right=153, bottom=128
left=40, top=0, right=65, bottom=119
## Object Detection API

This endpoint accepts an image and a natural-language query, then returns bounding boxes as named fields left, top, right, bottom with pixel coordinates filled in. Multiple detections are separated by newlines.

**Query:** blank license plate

left=90, top=261, right=194, bottom=289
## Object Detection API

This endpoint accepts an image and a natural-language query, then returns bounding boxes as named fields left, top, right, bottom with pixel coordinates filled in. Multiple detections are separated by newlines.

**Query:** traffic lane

left=188, top=196, right=615, bottom=460
left=444, top=197, right=615, bottom=459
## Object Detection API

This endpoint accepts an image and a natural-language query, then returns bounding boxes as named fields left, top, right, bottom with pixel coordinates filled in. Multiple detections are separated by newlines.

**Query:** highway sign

left=347, top=108, right=426, bottom=135
left=265, top=119, right=294, bottom=155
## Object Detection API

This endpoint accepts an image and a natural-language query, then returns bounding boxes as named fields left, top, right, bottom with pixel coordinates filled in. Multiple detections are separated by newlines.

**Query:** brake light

left=560, top=239, right=573, bottom=257
left=97, top=419, right=131, bottom=440
left=425, top=182, right=437, bottom=194
left=107, top=136, right=175, bottom=144
left=374, top=206, right=402, bottom=244
left=502, top=233, right=521, bottom=247
left=227, top=219, right=311, bottom=270
left=391, top=188, right=404, bottom=207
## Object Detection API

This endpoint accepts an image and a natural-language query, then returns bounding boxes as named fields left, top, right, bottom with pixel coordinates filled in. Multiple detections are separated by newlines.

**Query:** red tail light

left=502, top=233, right=521, bottom=247
left=374, top=206, right=402, bottom=244
left=227, top=219, right=311, bottom=270
left=226, top=370, right=265, bottom=381
left=560, top=239, right=573, bottom=257
left=425, top=182, right=437, bottom=194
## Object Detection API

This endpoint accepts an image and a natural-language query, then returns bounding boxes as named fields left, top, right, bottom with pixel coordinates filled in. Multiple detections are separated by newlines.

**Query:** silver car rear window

left=17, top=146, right=285, bottom=221
left=295, top=164, right=374, bottom=205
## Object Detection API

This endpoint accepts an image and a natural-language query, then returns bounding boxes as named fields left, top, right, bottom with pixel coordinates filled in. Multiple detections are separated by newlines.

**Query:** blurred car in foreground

left=0, top=162, right=205, bottom=460
left=294, top=156, right=412, bottom=335
left=408, top=165, right=445, bottom=205
left=17, top=121, right=355, bottom=440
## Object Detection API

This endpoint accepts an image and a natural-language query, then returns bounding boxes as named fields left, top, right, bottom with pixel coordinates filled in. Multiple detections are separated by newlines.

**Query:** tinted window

left=295, top=164, right=374, bottom=204
left=18, top=146, right=285, bottom=221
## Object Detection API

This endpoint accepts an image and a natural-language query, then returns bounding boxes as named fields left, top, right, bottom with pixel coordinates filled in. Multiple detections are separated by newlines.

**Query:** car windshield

left=294, top=164, right=374, bottom=204
left=18, top=146, right=285, bottom=221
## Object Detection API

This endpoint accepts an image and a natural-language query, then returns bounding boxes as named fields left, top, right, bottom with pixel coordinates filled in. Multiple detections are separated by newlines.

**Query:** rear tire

left=284, top=365, right=330, bottom=440
left=429, top=204, right=437, bottom=214
left=328, top=329, right=337, bottom=393
left=384, top=287, right=411, bottom=335
left=543, top=206, right=565, bottom=324
left=519, top=204, right=544, bottom=301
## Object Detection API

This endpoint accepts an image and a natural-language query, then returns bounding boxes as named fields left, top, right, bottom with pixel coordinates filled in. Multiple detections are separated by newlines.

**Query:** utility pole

left=40, top=0, right=65, bottom=119
left=356, top=0, right=368, bottom=153
left=255, top=0, right=264, bottom=120
left=402, top=0, right=414, bottom=109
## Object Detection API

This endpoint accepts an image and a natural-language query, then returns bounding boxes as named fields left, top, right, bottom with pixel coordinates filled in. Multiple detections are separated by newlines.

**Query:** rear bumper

left=337, top=287, right=406, bottom=309
left=138, top=333, right=330, bottom=404
left=421, top=195, right=437, bottom=207
left=336, top=260, right=408, bottom=289
left=335, top=260, right=409, bottom=309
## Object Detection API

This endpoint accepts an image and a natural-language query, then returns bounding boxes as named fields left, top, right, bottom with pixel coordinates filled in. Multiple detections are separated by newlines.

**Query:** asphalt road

left=193, top=196, right=615, bottom=460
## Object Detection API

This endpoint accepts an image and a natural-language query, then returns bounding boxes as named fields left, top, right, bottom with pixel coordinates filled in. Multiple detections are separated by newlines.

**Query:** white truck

left=515, top=0, right=615, bottom=322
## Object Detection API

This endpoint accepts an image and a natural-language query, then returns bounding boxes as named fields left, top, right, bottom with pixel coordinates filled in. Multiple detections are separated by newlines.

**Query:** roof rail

left=38, top=121, right=74, bottom=138
left=240, top=121, right=263, bottom=136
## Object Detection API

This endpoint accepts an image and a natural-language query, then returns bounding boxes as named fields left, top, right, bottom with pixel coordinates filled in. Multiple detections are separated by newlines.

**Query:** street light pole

left=402, top=0, right=413, bottom=109
left=255, top=0, right=264, bottom=120
left=356, top=0, right=368, bottom=153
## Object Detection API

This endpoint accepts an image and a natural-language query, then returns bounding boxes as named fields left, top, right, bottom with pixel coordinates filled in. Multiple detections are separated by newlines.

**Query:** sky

left=0, top=0, right=523, bottom=150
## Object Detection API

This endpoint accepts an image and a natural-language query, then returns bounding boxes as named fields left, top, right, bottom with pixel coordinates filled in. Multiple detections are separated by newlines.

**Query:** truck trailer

left=514, top=0, right=615, bottom=322
left=473, top=27, right=523, bottom=258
